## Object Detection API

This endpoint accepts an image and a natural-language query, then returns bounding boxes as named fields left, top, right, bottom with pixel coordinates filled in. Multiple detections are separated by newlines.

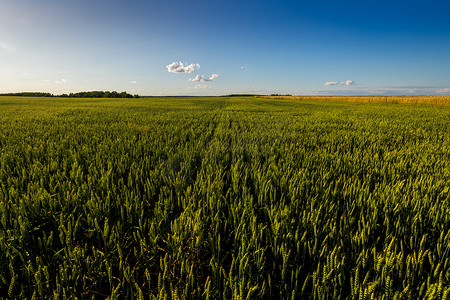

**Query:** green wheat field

left=0, top=95, right=449, bottom=299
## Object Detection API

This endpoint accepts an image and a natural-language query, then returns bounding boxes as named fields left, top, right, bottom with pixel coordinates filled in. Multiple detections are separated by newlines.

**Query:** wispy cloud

left=314, top=85, right=449, bottom=95
left=437, top=88, right=450, bottom=94
left=325, top=80, right=355, bottom=86
left=240, top=64, right=250, bottom=70
left=166, top=62, right=200, bottom=74
left=194, top=84, right=209, bottom=89
left=0, top=41, right=16, bottom=52
left=55, top=79, right=67, bottom=84
left=189, top=74, right=219, bottom=82
left=388, top=85, right=436, bottom=89
left=129, top=81, right=137, bottom=84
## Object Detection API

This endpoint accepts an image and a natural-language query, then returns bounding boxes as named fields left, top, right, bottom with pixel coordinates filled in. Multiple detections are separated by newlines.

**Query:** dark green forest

left=0, top=91, right=139, bottom=98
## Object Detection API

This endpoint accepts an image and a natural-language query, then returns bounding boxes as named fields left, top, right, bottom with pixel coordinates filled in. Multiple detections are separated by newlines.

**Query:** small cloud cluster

left=43, top=79, right=68, bottom=84
left=166, top=62, right=200, bottom=74
left=325, top=80, right=354, bottom=86
left=55, top=79, right=67, bottom=84
left=437, top=88, right=450, bottom=94
left=167, top=61, right=219, bottom=87
left=344, top=80, right=354, bottom=86
left=240, top=64, right=249, bottom=70
left=189, top=74, right=219, bottom=82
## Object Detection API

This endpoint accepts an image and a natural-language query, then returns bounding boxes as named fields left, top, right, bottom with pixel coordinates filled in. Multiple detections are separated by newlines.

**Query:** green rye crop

left=0, top=96, right=449, bottom=299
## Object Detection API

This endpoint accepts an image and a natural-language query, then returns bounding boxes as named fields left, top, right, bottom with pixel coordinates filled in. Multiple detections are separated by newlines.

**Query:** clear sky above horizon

left=1, top=0, right=450, bottom=96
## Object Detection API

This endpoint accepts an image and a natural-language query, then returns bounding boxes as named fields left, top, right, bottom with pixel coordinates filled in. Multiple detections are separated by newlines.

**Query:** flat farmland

left=0, top=96, right=449, bottom=299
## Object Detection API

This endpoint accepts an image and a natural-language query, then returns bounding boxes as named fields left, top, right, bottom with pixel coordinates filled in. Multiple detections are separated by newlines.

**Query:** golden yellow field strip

left=262, top=95, right=450, bottom=105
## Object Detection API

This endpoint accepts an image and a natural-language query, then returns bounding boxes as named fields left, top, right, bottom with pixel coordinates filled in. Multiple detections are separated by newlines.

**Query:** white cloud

left=129, top=81, right=137, bottom=84
left=325, top=80, right=354, bottom=86
left=189, top=74, right=219, bottom=82
left=166, top=62, right=200, bottom=73
left=194, top=84, right=209, bottom=89
left=343, top=80, right=354, bottom=86
left=241, top=64, right=249, bottom=70
left=55, top=79, right=67, bottom=84
left=437, top=88, right=450, bottom=94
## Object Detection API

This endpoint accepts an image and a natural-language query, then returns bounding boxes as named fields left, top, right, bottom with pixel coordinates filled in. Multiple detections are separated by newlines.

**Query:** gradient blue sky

left=1, top=0, right=450, bottom=96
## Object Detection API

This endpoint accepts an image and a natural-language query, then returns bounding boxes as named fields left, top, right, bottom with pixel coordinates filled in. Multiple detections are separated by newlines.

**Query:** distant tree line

left=0, top=92, right=54, bottom=97
left=223, top=94, right=293, bottom=97
left=224, top=94, right=261, bottom=97
left=0, top=91, right=140, bottom=98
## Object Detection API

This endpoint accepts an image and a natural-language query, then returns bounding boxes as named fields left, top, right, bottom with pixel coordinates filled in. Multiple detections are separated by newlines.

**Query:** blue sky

left=1, top=0, right=450, bottom=96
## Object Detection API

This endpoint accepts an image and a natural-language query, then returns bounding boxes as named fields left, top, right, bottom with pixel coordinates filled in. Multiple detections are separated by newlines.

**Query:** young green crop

left=0, top=96, right=449, bottom=299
